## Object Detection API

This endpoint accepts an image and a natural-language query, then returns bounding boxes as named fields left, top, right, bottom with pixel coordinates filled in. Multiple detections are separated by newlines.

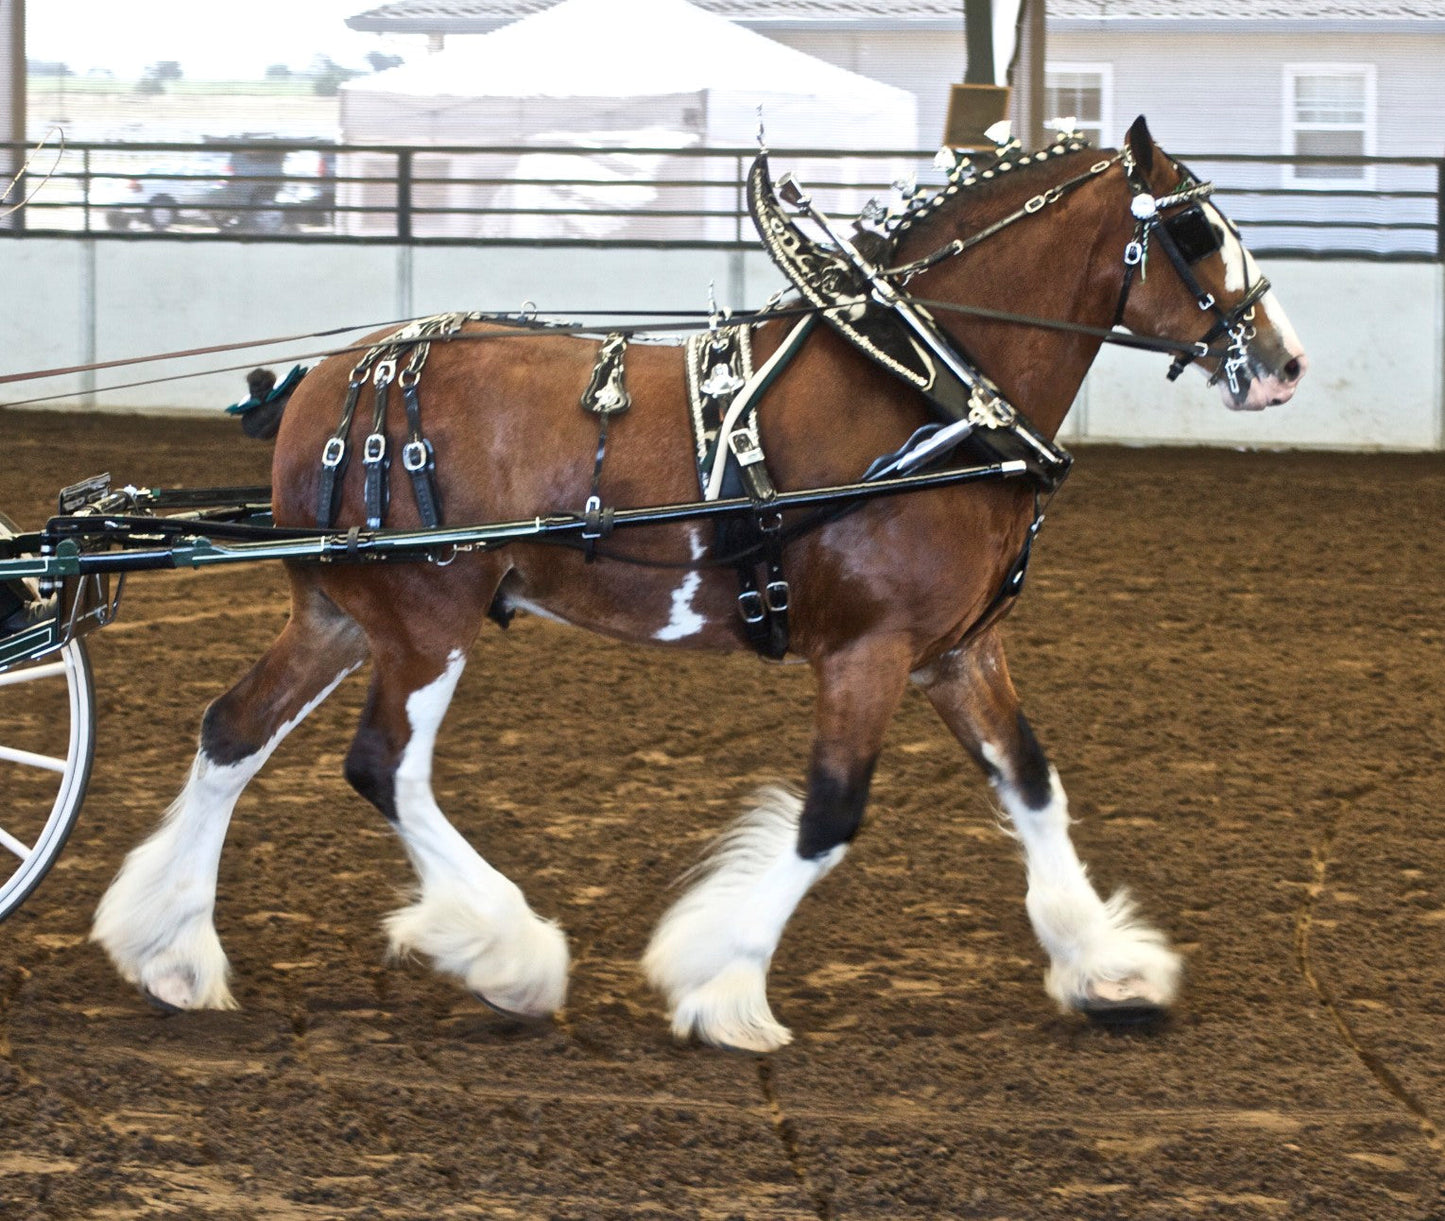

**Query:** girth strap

left=685, top=320, right=799, bottom=659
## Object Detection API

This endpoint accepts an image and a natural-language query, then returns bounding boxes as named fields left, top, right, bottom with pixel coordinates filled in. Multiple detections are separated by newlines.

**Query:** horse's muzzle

left=1223, top=349, right=1308, bottom=412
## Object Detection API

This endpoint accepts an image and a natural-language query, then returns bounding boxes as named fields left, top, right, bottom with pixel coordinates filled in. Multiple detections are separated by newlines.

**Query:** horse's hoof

left=1077, top=977, right=1169, bottom=1027
left=141, top=988, right=184, bottom=1016
left=471, top=991, right=552, bottom=1023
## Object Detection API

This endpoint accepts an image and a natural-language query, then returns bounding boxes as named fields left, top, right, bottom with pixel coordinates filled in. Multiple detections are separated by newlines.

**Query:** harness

left=304, top=133, right=1263, bottom=660
left=315, top=313, right=463, bottom=530
left=578, top=332, right=631, bottom=559
left=1111, top=148, right=1272, bottom=397
left=682, top=313, right=813, bottom=658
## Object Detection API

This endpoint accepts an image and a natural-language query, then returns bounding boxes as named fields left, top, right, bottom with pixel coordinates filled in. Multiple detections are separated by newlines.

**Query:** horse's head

left=1114, top=116, right=1306, bottom=411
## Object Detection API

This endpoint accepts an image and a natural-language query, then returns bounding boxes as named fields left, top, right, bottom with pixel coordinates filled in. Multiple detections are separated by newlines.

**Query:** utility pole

left=1014, top=0, right=1047, bottom=151
left=1, top=0, right=24, bottom=231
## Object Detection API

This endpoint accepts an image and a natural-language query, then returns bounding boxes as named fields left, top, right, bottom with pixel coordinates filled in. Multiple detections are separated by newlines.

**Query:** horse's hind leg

left=645, top=635, right=914, bottom=1051
left=911, top=628, right=1182, bottom=1019
left=91, top=577, right=366, bottom=1010
left=340, top=594, right=568, bottom=1019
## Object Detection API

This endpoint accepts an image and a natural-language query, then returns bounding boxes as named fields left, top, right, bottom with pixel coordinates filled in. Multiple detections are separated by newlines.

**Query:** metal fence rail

left=2, top=140, right=1441, bottom=259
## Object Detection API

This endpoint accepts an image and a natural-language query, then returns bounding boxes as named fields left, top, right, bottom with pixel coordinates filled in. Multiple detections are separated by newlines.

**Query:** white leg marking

left=983, top=747, right=1181, bottom=1013
left=383, top=651, right=569, bottom=1018
left=91, top=665, right=358, bottom=1010
left=653, top=527, right=709, bottom=642
left=643, top=787, right=844, bottom=1052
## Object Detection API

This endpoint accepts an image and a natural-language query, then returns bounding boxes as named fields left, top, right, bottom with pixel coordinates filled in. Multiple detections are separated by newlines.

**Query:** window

left=1285, top=64, right=1375, bottom=187
left=1045, top=64, right=1112, bottom=147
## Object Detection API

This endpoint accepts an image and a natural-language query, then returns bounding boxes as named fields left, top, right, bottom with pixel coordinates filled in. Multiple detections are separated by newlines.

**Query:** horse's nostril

left=1282, top=357, right=1303, bottom=381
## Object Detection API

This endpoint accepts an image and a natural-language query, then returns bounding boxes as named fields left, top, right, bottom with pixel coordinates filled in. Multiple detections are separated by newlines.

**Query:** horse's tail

left=229, top=365, right=308, bottom=441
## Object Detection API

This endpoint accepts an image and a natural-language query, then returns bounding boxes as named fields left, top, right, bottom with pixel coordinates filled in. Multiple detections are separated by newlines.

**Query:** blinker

left=1162, top=205, right=1224, bottom=265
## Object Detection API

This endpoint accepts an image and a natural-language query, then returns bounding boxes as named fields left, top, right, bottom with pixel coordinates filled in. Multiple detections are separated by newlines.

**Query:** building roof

left=346, top=0, right=1445, bottom=33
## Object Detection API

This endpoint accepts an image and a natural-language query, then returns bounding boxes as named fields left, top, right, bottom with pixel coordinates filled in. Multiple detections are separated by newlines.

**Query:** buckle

left=580, top=493, right=608, bottom=541
left=321, top=437, right=346, bottom=468
left=728, top=425, right=764, bottom=466
left=401, top=440, right=428, bottom=472
left=363, top=433, right=387, bottom=463
left=765, top=580, right=790, bottom=613
left=373, top=360, right=397, bottom=387
left=737, top=589, right=766, bottom=625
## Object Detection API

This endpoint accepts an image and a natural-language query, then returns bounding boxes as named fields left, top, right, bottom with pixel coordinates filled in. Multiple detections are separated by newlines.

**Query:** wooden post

left=1013, top=0, right=1048, bottom=152
left=946, top=0, right=1011, bottom=149
left=964, top=0, right=995, bottom=85
left=1, top=0, right=24, bottom=231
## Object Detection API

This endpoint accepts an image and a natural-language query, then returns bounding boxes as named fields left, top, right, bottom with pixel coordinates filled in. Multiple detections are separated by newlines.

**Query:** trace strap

left=315, top=314, right=460, bottom=531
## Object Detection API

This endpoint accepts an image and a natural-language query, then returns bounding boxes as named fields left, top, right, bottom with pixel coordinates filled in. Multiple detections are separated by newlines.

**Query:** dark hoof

left=470, top=992, right=550, bottom=1023
left=1079, top=996, right=1168, bottom=1028
left=141, top=988, right=184, bottom=1016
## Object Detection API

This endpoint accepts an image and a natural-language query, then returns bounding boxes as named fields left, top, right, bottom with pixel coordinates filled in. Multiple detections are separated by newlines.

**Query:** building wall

left=3, top=237, right=1438, bottom=451
left=761, top=26, right=1445, bottom=158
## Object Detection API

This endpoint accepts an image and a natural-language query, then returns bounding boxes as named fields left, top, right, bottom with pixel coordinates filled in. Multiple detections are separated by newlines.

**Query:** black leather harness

left=315, top=314, right=462, bottom=530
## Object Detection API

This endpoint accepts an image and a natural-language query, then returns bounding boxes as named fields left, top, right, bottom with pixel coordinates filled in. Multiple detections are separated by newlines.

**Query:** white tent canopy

left=337, top=0, right=917, bottom=239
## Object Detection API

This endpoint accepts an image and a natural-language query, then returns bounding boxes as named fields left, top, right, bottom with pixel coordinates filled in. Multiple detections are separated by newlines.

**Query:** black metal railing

left=2, top=140, right=1441, bottom=259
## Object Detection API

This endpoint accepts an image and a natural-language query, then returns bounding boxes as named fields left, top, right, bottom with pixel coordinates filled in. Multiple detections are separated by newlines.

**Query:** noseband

left=1113, top=150, right=1272, bottom=395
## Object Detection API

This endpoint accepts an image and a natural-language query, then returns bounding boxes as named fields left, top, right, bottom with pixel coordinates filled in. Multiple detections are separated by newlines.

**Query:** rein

left=1, top=151, right=1250, bottom=408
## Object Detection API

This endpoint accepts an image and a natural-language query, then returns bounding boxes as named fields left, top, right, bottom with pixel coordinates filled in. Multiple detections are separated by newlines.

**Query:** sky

left=27, top=0, right=418, bottom=80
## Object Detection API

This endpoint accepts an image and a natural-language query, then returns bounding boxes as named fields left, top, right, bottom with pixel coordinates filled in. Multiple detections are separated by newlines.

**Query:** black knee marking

left=966, top=711, right=1053, bottom=810
left=199, top=697, right=264, bottom=768
left=344, top=722, right=399, bottom=823
left=1010, top=712, right=1054, bottom=810
left=796, top=756, right=877, bottom=860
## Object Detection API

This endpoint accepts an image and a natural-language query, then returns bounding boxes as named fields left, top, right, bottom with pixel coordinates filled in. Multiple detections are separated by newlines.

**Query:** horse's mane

left=889, top=139, right=1115, bottom=259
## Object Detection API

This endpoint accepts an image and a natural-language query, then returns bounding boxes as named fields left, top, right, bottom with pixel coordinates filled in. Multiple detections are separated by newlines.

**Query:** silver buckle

left=321, top=437, right=346, bottom=469
left=363, top=433, right=386, bottom=463
left=401, top=440, right=427, bottom=472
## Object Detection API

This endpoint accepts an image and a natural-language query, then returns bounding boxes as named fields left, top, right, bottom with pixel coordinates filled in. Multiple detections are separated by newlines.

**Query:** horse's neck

left=902, top=159, right=1129, bottom=440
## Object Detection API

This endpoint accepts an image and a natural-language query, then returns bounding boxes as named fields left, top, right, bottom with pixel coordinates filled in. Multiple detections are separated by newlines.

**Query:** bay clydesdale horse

left=93, top=118, right=1305, bottom=1052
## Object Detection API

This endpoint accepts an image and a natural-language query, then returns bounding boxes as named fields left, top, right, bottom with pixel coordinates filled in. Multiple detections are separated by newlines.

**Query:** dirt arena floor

left=1, top=409, right=1442, bottom=1219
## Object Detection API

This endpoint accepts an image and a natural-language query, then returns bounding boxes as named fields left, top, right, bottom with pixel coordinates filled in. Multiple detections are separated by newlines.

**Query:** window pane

left=1296, top=128, right=1364, bottom=179
left=1294, top=74, right=1365, bottom=125
left=1046, top=73, right=1101, bottom=124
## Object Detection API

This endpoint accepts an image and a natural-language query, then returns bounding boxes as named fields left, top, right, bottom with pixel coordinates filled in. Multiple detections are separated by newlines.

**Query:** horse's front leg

left=644, top=634, right=914, bottom=1052
left=912, top=628, right=1182, bottom=1020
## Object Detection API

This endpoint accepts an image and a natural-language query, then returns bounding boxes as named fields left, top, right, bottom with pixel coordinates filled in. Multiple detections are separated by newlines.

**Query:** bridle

left=1113, top=147, right=1272, bottom=396
left=880, top=140, right=1273, bottom=397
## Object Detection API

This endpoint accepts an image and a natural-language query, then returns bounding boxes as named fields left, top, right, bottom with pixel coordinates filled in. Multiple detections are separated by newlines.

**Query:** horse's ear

left=1125, top=115, right=1154, bottom=174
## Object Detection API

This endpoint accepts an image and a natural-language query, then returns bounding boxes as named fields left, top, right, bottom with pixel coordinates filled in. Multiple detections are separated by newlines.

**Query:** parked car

left=90, top=153, right=232, bottom=231
left=91, top=141, right=333, bottom=234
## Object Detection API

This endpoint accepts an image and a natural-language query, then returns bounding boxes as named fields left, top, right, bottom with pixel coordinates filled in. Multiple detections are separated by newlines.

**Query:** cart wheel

left=0, top=641, right=96, bottom=922
left=0, top=514, right=98, bottom=922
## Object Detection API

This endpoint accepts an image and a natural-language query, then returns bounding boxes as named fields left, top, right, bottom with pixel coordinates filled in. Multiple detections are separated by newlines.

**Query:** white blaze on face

left=1203, top=201, right=1304, bottom=359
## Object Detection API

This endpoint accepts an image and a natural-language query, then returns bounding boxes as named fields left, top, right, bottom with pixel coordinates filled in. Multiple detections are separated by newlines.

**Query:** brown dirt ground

left=0, top=409, right=1442, bottom=1220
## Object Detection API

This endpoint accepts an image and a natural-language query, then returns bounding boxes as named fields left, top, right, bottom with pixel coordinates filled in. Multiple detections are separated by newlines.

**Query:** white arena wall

left=4, top=238, right=1442, bottom=451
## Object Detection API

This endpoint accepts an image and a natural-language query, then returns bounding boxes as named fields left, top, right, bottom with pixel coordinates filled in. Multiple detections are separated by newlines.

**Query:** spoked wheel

left=0, top=642, right=95, bottom=921
left=0, top=514, right=98, bottom=921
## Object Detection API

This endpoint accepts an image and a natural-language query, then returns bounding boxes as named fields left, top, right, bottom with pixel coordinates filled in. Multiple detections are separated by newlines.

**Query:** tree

left=309, top=55, right=361, bottom=97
